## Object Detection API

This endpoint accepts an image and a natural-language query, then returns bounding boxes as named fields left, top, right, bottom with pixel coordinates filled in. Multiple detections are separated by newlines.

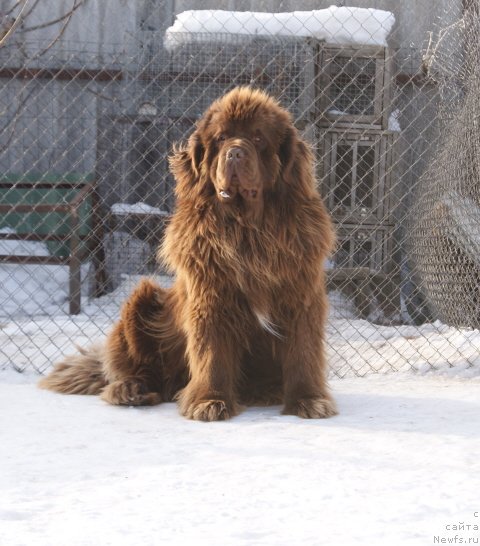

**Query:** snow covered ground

left=2, top=238, right=480, bottom=378
left=2, top=273, right=480, bottom=378
left=1, top=368, right=479, bottom=546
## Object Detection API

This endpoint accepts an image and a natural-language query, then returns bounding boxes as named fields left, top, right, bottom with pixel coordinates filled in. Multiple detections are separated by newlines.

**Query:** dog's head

left=170, top=87, right=314, bottom=213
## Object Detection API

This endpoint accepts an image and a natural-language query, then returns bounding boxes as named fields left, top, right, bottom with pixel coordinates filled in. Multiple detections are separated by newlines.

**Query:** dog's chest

left=231, top=231, right=281, bottom=306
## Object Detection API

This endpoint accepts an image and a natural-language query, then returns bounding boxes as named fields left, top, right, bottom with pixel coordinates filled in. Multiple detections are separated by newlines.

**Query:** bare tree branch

left=422, top=19, right=466, bottom=80
left=5, top=0, right=26, bottom=18
left=20, top=0, right=41, bottom=23
left=0, top=0, right=89, bottom=151
left=1, top=0, right=87, bottom=59
left=0, top=0, right=30, bottom=46
left=22, top=0, right=85, bottom=33
left=28, top=0, right=85, bottom=60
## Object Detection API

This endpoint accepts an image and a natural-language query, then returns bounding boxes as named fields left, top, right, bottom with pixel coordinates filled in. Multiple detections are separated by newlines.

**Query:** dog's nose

left=226, top=147, right=245, bottom=161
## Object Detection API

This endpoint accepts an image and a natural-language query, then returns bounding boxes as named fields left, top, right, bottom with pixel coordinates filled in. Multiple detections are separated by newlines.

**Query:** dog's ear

left=278, top=126, right=316, bottom=196
left=279, top=126, right=296, bottom=175
left=169, top=130, right=205, bottom=189
left=187, top=131, right=205, bottom=178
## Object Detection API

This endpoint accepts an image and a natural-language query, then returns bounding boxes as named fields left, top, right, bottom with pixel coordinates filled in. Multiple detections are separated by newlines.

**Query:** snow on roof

left=164, top=7, right=395, bottom=50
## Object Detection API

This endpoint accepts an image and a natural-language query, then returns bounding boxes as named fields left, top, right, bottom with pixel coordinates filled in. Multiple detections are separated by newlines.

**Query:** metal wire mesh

left=0, top=2, right=479, bottom=378
left=410, top=9, right=480, bottom=331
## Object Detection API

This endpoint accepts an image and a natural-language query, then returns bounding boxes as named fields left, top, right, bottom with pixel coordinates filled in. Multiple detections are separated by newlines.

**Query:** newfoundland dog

left=40, top=87, right=337, bottom=421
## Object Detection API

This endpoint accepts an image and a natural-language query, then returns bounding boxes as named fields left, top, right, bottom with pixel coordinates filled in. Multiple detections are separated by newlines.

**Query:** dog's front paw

left=187, top=399, right=234, bottom=421
left=178, top=388, right=238, bottom=421
left=283, top=396, right=338, bottom=419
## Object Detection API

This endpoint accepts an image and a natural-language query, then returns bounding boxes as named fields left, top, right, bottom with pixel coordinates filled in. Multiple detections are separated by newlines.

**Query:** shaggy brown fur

left=39, top=87, right=337, bottom=421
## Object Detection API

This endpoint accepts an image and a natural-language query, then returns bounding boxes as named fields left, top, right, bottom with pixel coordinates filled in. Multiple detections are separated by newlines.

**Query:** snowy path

left=1, top=370, right=479, bottom=546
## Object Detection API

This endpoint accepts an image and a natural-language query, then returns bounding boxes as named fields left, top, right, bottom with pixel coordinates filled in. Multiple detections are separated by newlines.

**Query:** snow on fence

left=0, top=4, right=479, bottom=378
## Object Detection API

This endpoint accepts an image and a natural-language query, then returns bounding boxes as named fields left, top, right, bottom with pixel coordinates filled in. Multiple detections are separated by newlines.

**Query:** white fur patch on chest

left=254, top=311, right=284, bottom=339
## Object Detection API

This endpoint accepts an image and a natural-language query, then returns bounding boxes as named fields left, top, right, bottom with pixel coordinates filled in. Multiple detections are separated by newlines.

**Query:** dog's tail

left=38, top=342, right=107, bottom=395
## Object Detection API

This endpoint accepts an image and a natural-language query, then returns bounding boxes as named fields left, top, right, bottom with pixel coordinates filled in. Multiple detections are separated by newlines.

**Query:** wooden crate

left=316, top=44, right=392, bottom=129
left=331, top=223, right=395, bottom=274
left=318, top=129, right=395, bottom=224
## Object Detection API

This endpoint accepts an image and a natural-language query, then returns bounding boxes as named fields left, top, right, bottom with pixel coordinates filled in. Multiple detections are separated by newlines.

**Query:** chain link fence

left=1, top=1, right=479, bottom=378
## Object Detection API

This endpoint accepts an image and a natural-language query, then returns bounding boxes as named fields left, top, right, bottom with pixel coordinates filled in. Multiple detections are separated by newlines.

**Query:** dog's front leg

left=280, top=291, right=337, bottom=419
left=177, top=293, right=242, bottom=421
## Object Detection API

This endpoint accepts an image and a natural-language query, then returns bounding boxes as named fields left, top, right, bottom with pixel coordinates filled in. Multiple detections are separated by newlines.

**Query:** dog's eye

left=217, top=134, right=227, bottom=143
left=253, top=134, right=263, bottom=144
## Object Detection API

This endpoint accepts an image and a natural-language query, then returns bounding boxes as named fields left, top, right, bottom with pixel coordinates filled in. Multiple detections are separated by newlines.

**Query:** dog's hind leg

left=100, top=278, right=188, bottom=406
left=40, top=278, right=188, bottom=406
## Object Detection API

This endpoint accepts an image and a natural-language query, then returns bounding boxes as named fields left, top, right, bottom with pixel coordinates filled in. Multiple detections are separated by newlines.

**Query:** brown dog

left=39, top=87, right=337, bottom=421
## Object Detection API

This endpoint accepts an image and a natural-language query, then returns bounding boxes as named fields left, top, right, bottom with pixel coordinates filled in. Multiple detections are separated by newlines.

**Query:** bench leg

left=91, top=190, right=111, bottom=296
left=69, top=209, right=81, bottom=315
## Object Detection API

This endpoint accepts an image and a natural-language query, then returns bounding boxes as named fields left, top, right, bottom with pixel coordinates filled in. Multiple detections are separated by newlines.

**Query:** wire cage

left=410, top=66, right=480, bottom=329
left=132, top=31, right=317, bottom=124
left=332, top=224, right=395, bottom=272
left=317, top=45, right=392, bottom=128
left=319, top=129, right=396, bottom=224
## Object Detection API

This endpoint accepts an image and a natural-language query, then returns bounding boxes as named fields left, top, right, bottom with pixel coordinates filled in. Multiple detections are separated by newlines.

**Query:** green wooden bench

left=0, top=174, right=108, bottom=314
